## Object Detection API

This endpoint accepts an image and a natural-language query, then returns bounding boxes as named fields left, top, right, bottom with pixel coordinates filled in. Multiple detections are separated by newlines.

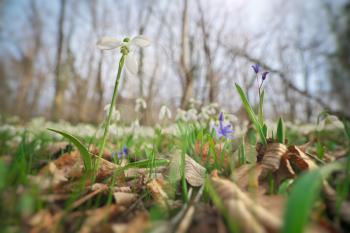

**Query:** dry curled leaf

left=287, top=145, right=317, bottom=170
left=185, top=155, right=206, bottom=187
left=259, top=143, right=288, bottom=179
left=233, top=164, right=263, bottom=193
left=210, top=176, right=282, bottom=233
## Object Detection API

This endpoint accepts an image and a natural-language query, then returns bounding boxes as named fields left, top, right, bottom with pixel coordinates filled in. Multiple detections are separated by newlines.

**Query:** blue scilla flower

left=113, top=145, right=129, bottom=159
left=212, top=112, right=234, bottom=139
left=251, top=64, right=260, bottom=74
left=262, top=71, right=269, bottom=81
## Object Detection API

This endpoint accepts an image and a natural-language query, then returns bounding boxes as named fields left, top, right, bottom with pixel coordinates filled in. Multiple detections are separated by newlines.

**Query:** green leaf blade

left=47, top=128, right=92, bottom=172
left=234, top=83, right=267, bottom=144
left=277, top=117, right=285, bottom=144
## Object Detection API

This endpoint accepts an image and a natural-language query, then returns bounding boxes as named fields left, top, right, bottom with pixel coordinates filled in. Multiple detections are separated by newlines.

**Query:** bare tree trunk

left=15, top=56, right=34, bottom=117
left=180, top=0, right=193, bottom=109
left=52, top=0, right=66, bottom=120
left=197, top=0, right=217, bottom=103
left=29, top=73, right=45, bottom=116
left=137, top=4, right=152, bottom=124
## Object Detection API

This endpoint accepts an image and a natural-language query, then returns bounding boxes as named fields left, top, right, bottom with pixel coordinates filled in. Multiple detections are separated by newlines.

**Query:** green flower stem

left=96, top=54, right=126, bottom=165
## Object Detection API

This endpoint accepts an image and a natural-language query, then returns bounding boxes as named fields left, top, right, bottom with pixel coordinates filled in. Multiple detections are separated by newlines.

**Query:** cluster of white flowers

left=198, top=103, right=218, bottom=121
left=174, top=108, right=199, bottom=122
left=135, top=98, right=147, bottom=112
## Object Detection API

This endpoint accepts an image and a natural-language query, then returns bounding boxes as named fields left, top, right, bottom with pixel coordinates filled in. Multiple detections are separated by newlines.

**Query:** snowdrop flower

left=104, top=104, right=120, bottom=122
left=131, top=119, right=140, bottom=131
left=159, top=105, right=172, bottom=120
left=97, top=35, right=151, bottom=75
left=135, top=98, right=147, bottom=112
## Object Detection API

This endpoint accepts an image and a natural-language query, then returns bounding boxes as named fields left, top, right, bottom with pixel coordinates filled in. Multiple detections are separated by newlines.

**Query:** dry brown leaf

left=210, top=176, right=282, bottom=233
left=147, top=179, right=169, bottom=208
left=259, top=143, right=288, bottom=179
left=29, top=210, right=62, bottom=233
left=34, top=151, right=123, bottom=190
left=233, top=164, right=263, bottom=193
left=113, top=192, right=138, bottom=206
left=287, top=145, right=317, bottom=170
left=79, top=205, right=124, bottom=233
left=273, top=156, right=296, bottom=188
left=227, top=199, right=266, bottom=233
left=114, top=186, right=132, bottom=193
left=44, top=141, right=70, bottom=157
left=250, top=194, right=286, bottom=220
left=323, top=182, right=350, bottom=226
left=89, top=145, right=112, bottom=160
left=185, top=155, right=206, bottom=187
left=112, top=212, right=149, bottom=233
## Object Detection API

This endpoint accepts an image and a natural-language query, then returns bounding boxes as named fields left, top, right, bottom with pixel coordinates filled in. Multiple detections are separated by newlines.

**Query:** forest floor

left=0, top=115, right=349, bottom=233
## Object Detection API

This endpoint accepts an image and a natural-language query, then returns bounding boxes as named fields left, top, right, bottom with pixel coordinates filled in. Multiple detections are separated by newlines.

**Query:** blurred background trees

left=0, top=0, right=349, bottom=124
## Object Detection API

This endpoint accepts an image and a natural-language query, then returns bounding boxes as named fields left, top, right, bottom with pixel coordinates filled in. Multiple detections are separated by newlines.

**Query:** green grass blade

left=282, top=163, right=343, bottom=233
left=47, top=128, right=92, bottom=172
left=343, top=120, right=350, bottom=141
left=125, top=159, right=170, bottom=169
left=277, top=117, right=285, bottom=144
left=262, top=123, right=268, bottom=139
left=235, top=83, right=267, bottom=144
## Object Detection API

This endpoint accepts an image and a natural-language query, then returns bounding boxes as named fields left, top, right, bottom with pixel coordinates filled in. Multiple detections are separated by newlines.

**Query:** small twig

left=171, top=188, right=193, bottom=226
left=70, top=186, right=108, bottom=210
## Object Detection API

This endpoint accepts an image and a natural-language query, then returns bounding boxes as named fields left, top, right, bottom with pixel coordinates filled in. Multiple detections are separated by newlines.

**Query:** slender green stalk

left=96, top=55, right=126, bottom=170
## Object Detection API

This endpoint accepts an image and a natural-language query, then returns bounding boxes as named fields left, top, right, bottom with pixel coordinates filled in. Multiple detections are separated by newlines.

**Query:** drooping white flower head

left=97, top=35, right=151, bottom=75
left=135, top=98, right=147, bottom=112
left=104, top=104, right=120, bottom=122
left=176, top=109, right=188, bottom=121
left=159, top=105, right=172, bottom=120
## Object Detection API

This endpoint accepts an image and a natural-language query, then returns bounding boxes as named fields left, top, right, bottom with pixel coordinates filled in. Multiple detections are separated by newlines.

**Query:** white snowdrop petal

left=97, top=37, right=122, bottom=50
left=159, top=105, right=172, bottom=120
left=125, top=53, right=138, bottom=75
left=131, top=35, right=151, bottom=47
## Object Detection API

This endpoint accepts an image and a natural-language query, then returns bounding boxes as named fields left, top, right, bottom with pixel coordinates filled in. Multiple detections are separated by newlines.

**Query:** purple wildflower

left=262, top=71, right=269, bottom=81
left=122, top=145, right=128, bottom=156
left=213, top=112, right=234, bottom=139
left=113, top=145, right=129, bottom=159
left=251, top=64, right=260, bottom=74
